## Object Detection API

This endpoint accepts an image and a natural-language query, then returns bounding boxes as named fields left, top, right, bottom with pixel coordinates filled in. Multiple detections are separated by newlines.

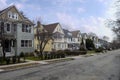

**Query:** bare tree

left=0, top=21, right=5, bottom=60
left=35, top=21, right=52, bottom=59
left=107, top=0, right=120, bottom=48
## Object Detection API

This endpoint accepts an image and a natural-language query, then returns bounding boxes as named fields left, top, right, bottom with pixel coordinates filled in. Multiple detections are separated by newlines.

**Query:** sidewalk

left=0, top=57, right=76, bottom=72
left=0, top=53, right=97, bottom=72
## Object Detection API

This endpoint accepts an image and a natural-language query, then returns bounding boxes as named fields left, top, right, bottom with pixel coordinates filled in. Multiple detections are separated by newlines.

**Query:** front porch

left=0, top=39, right=16, bottom=57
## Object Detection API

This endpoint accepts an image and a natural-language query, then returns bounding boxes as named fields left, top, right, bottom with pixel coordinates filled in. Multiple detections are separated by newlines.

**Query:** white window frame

left=14, top=13, right=18, bottom=20
left=21, top=40, right=33, bottom=48
left=6, top=23, right=11, bottom=33
left=8, top=11, right=12, bottom=18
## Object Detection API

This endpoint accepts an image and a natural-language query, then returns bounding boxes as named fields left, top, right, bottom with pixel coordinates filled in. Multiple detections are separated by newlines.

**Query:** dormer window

left=8, top=11, right=18, bottom=20
left=14, top=13, right=18, bottom=20
left=12, top=14, right=14, bottom=18
left=8, top=11, right=12, bottom=18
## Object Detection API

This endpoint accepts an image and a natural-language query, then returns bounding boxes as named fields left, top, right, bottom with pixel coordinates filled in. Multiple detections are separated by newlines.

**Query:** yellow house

left=34, top=21, right=53, bottom=52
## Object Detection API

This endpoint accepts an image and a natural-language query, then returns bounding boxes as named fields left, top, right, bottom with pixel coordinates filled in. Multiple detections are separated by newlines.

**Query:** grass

left=46, top=58, right=74, bottom=63
left=0, top=60, right=25, bottom=65
left=26, top=56, right=41, bottom=61
left=87, top=50, right=96, bottom=54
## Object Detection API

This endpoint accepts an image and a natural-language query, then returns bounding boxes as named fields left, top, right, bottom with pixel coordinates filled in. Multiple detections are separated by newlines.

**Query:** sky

left=0, top=0, right=115, bottom=41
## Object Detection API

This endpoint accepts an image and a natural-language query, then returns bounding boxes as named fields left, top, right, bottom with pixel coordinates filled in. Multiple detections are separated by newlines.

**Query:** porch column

left=11, top=40, right=13, bottom=47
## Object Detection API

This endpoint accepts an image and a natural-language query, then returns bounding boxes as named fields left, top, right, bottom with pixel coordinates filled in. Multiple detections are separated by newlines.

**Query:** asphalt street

left=0, top=49, right=120, bottom=80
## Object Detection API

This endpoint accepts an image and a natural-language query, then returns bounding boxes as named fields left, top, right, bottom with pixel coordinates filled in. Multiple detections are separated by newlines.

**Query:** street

left=0, top=50, right=120, bottom=80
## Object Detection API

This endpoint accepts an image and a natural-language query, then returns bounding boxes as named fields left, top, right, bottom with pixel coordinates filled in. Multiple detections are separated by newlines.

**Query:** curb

left=0, top=58, right=74, bottom=73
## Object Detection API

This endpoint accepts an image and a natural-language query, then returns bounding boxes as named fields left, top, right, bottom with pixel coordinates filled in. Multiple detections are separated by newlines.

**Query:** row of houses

left=0, top=5, right=110, bottom=57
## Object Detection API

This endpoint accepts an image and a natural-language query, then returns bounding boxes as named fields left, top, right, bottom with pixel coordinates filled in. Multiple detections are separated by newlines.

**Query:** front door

left=4, top=40, right=11, bottom=52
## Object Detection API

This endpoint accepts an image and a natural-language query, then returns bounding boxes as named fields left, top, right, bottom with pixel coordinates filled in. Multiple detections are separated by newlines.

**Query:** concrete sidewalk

left=0, top=53, right=98, bottom=72
left=0, top=57, right=75, bottom=72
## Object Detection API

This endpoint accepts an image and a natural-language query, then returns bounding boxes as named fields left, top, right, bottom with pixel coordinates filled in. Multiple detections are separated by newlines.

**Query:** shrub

left=64, top=49, right=71, bottom=56
left=95, top=47, right=103, bottom=53
left=6, top=57, right=10, bottom=65
left=12, top=56, right=16, bottom=64
left=0, top=57, right=3, bottom=64
left=34, top=50, right=39, bottom=55
left=20, top=52, right=26, bottom=62
left=17, top=56, right=20, bottom=63
left=56, top=50, right=65, bottom=58
left=79, top=51, right=87, bottom=55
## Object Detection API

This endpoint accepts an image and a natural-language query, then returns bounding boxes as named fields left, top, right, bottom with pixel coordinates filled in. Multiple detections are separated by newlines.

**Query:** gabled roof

left=63, top=29, right=72, bottom=38
left=71, top=30, right=80, bottom=38
left=81, top=33, right=87, bottom=37
left=0, top=5, right=14, bottom=15
left=43, top=23, right=59, bottom=33
left=0, top=5, right=33, bottom=25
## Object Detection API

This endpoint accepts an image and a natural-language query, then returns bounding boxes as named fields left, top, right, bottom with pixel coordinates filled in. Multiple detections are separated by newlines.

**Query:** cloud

left=20, top=0, right=28, bottom=3
left=0, top=0, right=24, bottom=10
left=52, top=0, right=85, bottom=6
left=78, top=7, right=86, bottom=13
left=56, top=12, right=80, bottom=30
left=81, top=17, right=114, bottom=41
left=97, top=0, right=110, bottom=4
left=15, top=3, right=24, bottom=9
left=0, top=0, right=8, bottom=10
left=56, top=12, right=114, bottom=41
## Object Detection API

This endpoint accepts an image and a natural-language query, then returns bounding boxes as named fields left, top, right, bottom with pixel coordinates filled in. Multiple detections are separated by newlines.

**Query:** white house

left=43, top=23, right=66, bottom=51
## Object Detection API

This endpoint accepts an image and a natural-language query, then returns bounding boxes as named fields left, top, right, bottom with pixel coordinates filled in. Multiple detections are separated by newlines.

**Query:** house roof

left=71, top=30, right=80, bottom=38
left=43, top=23, right=59, bottom=33
left=63, top=29, right=72, bottom=38
left=81, top=33, right=87, bottom=37
left=0, top=5, right=14, bottom=15
left=0, top=5, right=33, bottom=25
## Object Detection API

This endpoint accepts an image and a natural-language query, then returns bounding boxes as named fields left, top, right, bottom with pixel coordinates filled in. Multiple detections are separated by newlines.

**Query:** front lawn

left=26, top=57, right=41, bottom=61
left=87, top=50, right=96, bottom=54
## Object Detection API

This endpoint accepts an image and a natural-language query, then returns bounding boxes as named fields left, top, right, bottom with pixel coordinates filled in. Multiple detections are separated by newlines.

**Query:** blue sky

left=0, top=0, right=114, bottom=41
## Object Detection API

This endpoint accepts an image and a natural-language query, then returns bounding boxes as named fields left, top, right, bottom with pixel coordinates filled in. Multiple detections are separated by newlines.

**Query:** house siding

left=16, top=23, right=34, bottom=55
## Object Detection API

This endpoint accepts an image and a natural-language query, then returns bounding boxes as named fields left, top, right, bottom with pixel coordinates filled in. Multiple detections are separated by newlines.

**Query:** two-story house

left=63, top=29, right=73, bottom=50
left=71, top=30, right=82, bottom=50
left=43, top=23, right=66, bottom=51
left=34, top=21, right=53, bottom=52
left=0, top=5, right=34, bottom=57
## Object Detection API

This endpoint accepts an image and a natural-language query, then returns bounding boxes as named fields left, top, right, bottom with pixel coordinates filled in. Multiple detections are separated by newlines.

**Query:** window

left=6, top=23, right=10, bottom=32
left=21, top=40, right=24, bottom=47
left=58, top=43, right=60, bottom=48
left=21, top=40, right=32, bottom=47
left=29, top=25, right=31, bottom=33
left=13, top=24, right=17, bottom=31
left=22, top=24, right=25, bottom=32
left=14, top=13, right=18, bottom=20
left=12, top=14, right=14, bottom=18
left=26, top=25, right=28, bottom=32
left=8, top=11, right=12, bottom=18
left=22, top=24, right=31, bottom=33
left=8, top=12, right=18, bottom=20
left=29, top=40, right=32, bottom=47
left=25, top=40, right=28, bottom=47
left=13, top=40, right=16, bottom=47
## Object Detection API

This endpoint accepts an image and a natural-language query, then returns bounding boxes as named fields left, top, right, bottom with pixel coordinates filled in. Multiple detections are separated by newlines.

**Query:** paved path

left=0, top=50, right=120, bottom=80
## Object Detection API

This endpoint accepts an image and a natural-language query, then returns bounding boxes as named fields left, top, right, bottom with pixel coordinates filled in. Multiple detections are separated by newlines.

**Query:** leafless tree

left=107, top=0, right=120, bottom=48
left=0, top=20, right=6, bottom=60
left=35, top=21, right=52, bottom=59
